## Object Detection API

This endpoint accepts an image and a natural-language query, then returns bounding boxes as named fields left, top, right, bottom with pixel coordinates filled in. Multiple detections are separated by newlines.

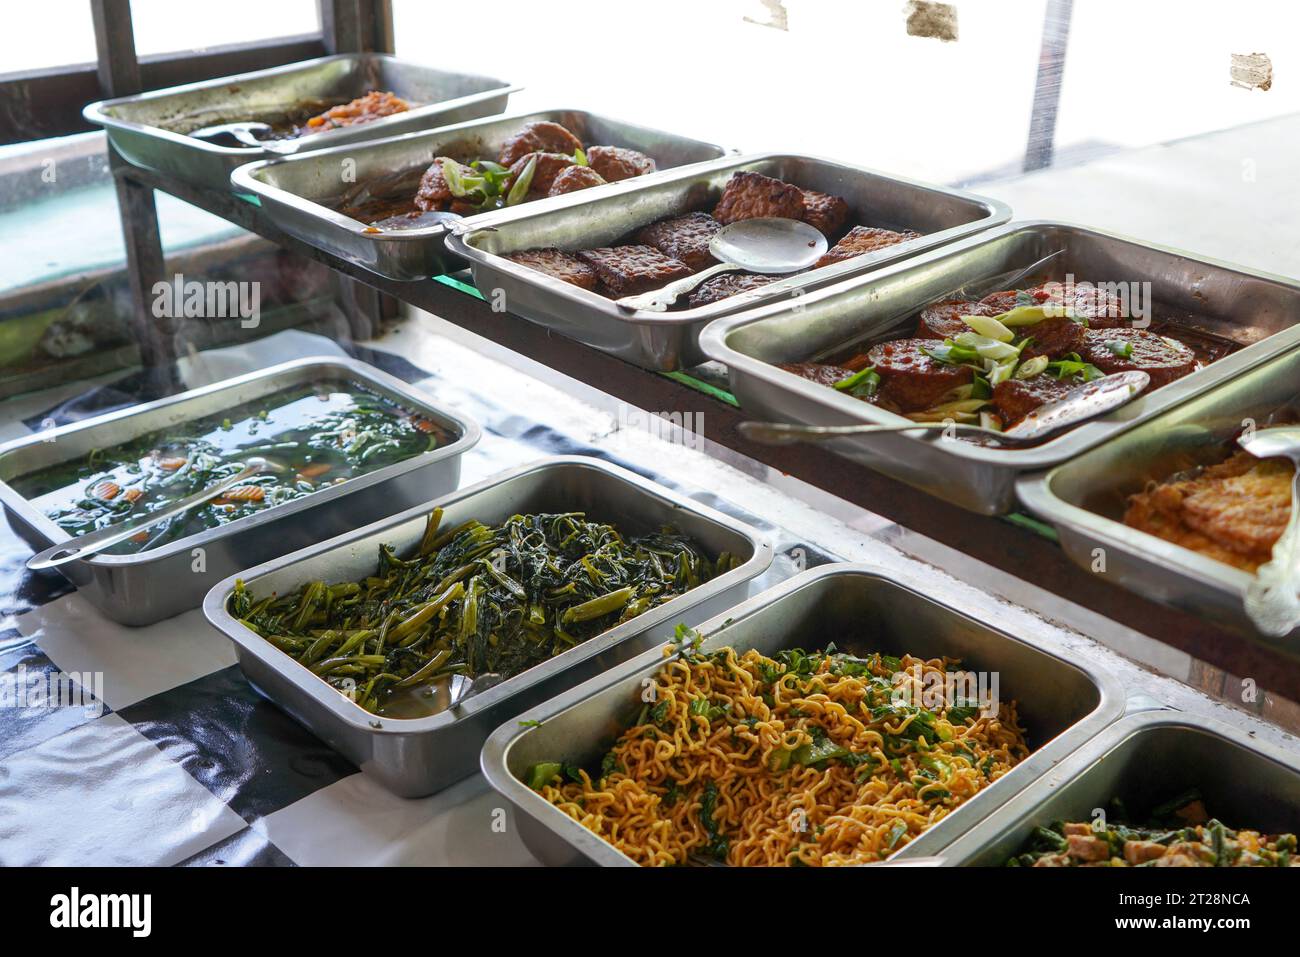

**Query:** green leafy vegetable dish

left=12, top=381, right=450, bottom=554
left=231, top=509, right=740, bottom=718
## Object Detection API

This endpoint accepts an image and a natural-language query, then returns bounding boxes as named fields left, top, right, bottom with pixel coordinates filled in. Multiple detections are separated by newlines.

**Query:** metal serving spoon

left=26, top=457, right=283, bottom=571
left=189, top=120, right=275, bottom=146
left=1238, top=426, right=1300, bottom=636
left=189, top=120, right=300, bottom=155
left=616, top=217, right=828, bottom=313
left=738, top=371, right=1150, bottom=446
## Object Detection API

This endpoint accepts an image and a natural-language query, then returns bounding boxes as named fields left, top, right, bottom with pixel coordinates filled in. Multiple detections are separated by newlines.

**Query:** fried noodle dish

left=531, top=641, right=1029, bottom=866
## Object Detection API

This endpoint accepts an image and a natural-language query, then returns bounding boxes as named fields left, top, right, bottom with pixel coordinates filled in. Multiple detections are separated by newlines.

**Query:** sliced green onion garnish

left=961, top=314, right=1014, bottom=342
left=832, top=366, right=881, bottom=398
left=505, top=155, right=537, bottom=206
left=1015, top=355, right=1050, bottom=379
left=989, top=304, right=1051, bottom=327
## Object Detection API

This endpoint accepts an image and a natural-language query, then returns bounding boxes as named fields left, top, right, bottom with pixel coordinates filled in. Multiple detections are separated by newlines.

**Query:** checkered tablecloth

left=0, top=327, right=829, bottom=866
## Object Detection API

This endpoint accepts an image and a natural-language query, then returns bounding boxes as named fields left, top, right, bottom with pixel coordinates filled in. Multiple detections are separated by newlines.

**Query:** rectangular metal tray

left=231, top=109, right=732, bottom=281
left=1016, top=346, right=1300, bottom=644
left=0, top=357, right=480, bottom=626
left=937, top=710, right=1300, bottom=865
left=480, top=562, right=1125, bottom=866
left=444, top=153, right=1010, bottom=371
left=701, top=221, right=1300, bottom=514
left=84, top=54, right=518, bottom=191
left=203, top=456, right=774, bottom=797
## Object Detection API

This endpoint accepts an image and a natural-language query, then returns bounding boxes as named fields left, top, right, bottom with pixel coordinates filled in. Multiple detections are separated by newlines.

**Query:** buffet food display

left=339, top=118, right=664, bottom=227
left=447, top=153, right=1010, bottom=369
left=1008, top=790, right=1299, bottom=867
left=231, top=506, right=739, bottom=717
left=703, top=222, right=1300, bottom=513
left=0, top=358, right=480, bottom=625
left=482, top=565, right=1125, bottom=866
left=1123, top=431, right=1293, bottom=574
left=38, top=52, right=1300, bottom=870
left=83, top=53, right=518, bottom=189
left=204, top=457, right=773, bottom=796
left=530, top=640, right=1028, bottom=866
left=504, top=170, right=922, bottom=307
left=12, top=380, right=451, bottom=554
left=778, top=279, right=1236, bottom=431
left=231, top=109, right=729, bottom=280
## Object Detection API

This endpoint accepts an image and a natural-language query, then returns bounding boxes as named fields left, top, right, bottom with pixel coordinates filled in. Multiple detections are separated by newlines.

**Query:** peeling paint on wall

left=905, top=0, right=958, bottom=43
left=1230, top=52, right=1273, bottom=91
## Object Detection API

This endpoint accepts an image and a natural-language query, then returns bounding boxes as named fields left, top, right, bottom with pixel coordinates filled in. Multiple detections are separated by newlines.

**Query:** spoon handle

left=1244, top=466, right=1300, bottom=637
left=616, top=261, right=743, bottom=313
left=26, top=460, right=268, bottom=572
left=737, top=419, right=1005, bottom=445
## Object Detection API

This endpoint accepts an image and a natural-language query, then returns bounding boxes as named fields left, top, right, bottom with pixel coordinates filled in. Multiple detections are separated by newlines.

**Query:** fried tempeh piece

left=575, top=245, right=692, bottom=296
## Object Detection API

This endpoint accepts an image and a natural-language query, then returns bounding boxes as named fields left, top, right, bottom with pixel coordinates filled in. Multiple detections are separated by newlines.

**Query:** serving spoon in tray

left=738, top=371, right=1150, bottom=447
left=1237, top=426, right=1300, bottom=637
left=26, top=456, right=284, bottom=572
left=615, top=217, right=828, bottom=313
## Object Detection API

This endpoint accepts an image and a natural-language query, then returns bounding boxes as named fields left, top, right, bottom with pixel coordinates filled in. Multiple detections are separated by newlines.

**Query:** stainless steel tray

left=1016, top=346, right=1300, bottom=643
left=231, top=109, right=732, bottom=281
left=702, top=221, right=1300, bottom=514
left=85, top=54, right=518, bottom=191
left=203, top=456, right=774, bottom=797
left=481, top=563, right=1125, bottom=866
left=0, top=357, right=480, bottom=626
left=444, top=153, right=1010, bottom=371
left=937, top=710, right=1300, bottom=865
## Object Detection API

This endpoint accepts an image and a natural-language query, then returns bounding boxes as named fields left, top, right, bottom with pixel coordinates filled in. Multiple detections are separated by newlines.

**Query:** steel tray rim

left=443, top=150, right=1013, bottom=327
left=0, top=356, right=482, bottom=569
left=1014, top=468, right=1255, bottom=598
left=203, top=454, right=774, bottom=736
left=83, top=53, right=520, bottom=162
left=229, top=107, right=735, bottom=247
left=481, top=561, right=1127, bottom=867
left=935, top=708, right=1300, bottom=865
left=700, top=218, right=1300, bottom=470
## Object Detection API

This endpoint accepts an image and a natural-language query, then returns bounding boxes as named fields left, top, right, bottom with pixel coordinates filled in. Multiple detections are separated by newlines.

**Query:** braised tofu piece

left=1080, top=327, right=1196, bottom=388
left=504, top=248, right=598, bottom=291
left=1124, top=841, right=1169, bottom=866
left=712, top=171, right=806, bottom=224
left=413, top=159, right=467, bottom=212
left=865, top=337, right=973, bottom=412
left=815, top=226, right=921, bottom=269
left=586, top=145, right=656, bottom=182
left=498, top=121, right=583, bottom=167
left=778, top=362, right=856, bottom=388
left=1066, top=833, right=1112, bottom=863
left=505, top=152, right=577, bottom=200
left=575, top=245, right=692, bottom=296
left=547, top=165, right=607, bottom=197
left=981, top=283, right=1130, bottom=328
left=915, top=298, right=999, bottom=340
left=687, top=271, right=783, bottom=307
left=799, top=188, right=850, bottom=237
left=991, top=374, right=1077, bottom=427
left=634, top=212, right=722, bottom=272
left=1020, top=316, right=1087, bottom=359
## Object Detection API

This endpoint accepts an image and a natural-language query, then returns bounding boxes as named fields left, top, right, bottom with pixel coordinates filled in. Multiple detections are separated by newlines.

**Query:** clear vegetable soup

left=13, top=381, right=452, bottom=555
